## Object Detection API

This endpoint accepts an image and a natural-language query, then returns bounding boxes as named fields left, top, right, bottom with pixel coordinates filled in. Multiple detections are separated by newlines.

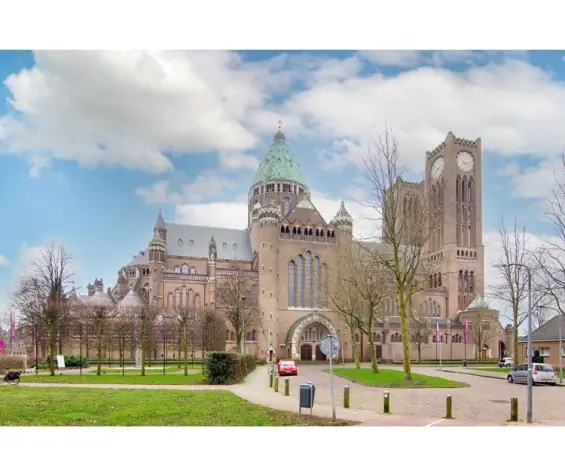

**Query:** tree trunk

left=183, top=326, right=189, bottom=376
left=141, top=319, right=146, bottom=376
left=178, top=329, right=182, bottom=368
left=417, top=344, right=421, bottom=363
left=96, top=321, right=103, bottom=376
left=513, top=310, right=519, bottom=364
left=368, top=328, right=379, bottom=373
left=398, top=291, right=412, bottom=380
left=48, top=321, right=57, bottom=376
left=351, top=330, right=360, bottom=369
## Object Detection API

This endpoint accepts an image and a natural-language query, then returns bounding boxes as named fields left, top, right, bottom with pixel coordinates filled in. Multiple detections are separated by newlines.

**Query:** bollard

left=445, top=395, right=453, bottom=419
left=284, top=377, right=290, bottom=396
left=383, top=391, right=390, bottom=414
left=344, top=386, right=350, bottom=409
left=274, top=376, right=279, bottom=392
left=269, top=373, right=273, bottom=387
left=510, top=397, right=518, bottom=422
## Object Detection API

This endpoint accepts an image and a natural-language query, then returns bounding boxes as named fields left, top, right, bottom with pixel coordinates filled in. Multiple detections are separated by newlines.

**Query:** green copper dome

left=253, top=125, right=306, bottom=185
left=465, top=295, right=489, bottom=310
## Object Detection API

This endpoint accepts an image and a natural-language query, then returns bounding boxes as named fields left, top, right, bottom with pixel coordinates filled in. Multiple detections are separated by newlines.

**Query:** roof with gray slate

left=518, top=314, right=565, bottom=343
left=127, top=249, right=149, bottom=266
left=164, top=223, right=252, bottom=261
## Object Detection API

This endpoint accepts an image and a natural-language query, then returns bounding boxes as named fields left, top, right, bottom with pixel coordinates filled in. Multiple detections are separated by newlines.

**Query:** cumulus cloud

left=137, top=171, right=240, bottom=204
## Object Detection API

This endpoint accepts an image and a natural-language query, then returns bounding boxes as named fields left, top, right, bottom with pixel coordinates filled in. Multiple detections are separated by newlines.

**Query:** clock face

left=457, top=151, right=474, bottom=172
left=431, top=157, right=444, bottom=179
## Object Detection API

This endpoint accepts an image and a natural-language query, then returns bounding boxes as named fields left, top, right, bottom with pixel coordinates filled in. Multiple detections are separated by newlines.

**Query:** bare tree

left=490, top=217, right=537, bottom=362
left=133, top=289, right=161, bottom=376
left=200, top=308, right=226, bottom=354
left=470, top=309, right=498, bottom=362
left=216, top=265, right=260, bottom=354
left=327, top=242, right=362, bottom=369
left=409, top=305, right=431, bottom=363
left=11, top=244, right=75, bottom=376
left=83, top=302, right=117, bottom=375
left=360, top=127, right=438, bottom=380
left=173, top=304, right=200, bottom=376
left=0, top=312, right=9, bottom=338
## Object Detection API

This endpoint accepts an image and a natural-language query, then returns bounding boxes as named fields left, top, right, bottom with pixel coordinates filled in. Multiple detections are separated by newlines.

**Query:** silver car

left=507, top=363, right=557, bottom=386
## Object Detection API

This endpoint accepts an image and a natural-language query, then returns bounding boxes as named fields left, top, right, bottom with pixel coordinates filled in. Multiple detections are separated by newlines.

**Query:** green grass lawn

left=20, top=373, right=206, bottom=385
left=0, top=387, right=350, bottom=426
left=331, top=368, right=469, bottom=388
left=474, top=367, right=512, bottom=374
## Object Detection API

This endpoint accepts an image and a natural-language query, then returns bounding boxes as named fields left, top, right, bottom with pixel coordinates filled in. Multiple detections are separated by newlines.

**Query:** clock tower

left=425, top=131, right=484, bottom=316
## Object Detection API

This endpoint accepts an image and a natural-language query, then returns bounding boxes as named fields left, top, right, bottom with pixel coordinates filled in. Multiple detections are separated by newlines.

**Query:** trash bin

left=299, top=382, right=316, bottom=415
left=462, top=359, right=468, bottom=368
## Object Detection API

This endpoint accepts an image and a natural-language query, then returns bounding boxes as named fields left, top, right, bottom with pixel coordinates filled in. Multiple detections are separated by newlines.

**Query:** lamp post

left=497, top=263, right=533, bottom=424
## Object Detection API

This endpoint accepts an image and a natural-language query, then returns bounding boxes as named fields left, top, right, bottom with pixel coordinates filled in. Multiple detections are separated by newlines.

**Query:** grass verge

left=20, top=373, right=205, bottom=385
left=0, top=387, right=351, bottom=426
left=330, top=368, right=469, bottom=388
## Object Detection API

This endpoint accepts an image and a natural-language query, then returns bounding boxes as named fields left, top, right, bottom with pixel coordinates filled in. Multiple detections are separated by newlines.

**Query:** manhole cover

left=490, top=400, right=510, bottom=404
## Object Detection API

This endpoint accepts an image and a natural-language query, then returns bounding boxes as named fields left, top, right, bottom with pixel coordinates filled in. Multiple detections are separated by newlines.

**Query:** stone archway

left=288, top=312, right=339, bottom=361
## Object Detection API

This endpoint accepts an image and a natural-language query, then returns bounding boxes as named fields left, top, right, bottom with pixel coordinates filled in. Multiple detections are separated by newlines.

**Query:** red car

left=277, top=359, right=298, bottom=376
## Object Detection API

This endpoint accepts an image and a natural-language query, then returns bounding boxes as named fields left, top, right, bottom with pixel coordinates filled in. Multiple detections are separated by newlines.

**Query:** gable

left=282, top=198, right=329, bottom=228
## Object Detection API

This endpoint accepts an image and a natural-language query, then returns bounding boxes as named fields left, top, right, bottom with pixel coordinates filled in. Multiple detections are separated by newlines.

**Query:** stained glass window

left=175, top=289, right=180, bottom=307
left=304, top=252, right=311, bottom=307
left=288, top=261, right=295, bottom=307
left=194, top=294, right=200, bottom=308
left=188, top=289, right=194, bottom=307
left=181, top=287, right=187, bottom=308
left=297, top=255, right=303, bottom=307
left=313, top=256, right=319, bottom=307
left=167, top=293, right=173, bottom=309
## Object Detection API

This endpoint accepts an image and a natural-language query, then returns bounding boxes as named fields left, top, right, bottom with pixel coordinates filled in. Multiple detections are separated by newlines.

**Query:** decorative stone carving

left=209, top=236, right=217, bottom=261
left=290, top=312, right=338, bottom=360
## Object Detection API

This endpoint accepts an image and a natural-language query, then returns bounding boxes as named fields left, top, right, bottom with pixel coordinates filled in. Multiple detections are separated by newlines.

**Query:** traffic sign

left=320, top=335, right=340, bottom=357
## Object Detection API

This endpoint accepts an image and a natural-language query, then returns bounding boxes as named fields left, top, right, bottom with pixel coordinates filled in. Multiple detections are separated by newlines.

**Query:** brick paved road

left=275, top=364, right=564, bottom=423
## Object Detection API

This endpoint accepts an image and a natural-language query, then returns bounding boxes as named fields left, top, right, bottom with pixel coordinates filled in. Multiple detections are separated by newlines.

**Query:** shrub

left=204, top=351, right=256, bottom=385
left=0, top=355, right=27, bottom=371
left=64, top=354, right=89, bottom=368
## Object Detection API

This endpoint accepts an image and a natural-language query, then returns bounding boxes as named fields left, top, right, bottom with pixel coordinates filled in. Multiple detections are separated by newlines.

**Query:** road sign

left=320, top=335, right=340, bottom=357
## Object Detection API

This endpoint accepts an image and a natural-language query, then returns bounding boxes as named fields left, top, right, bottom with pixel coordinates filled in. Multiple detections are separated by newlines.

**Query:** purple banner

left=0, top=339, right=5, bottom=356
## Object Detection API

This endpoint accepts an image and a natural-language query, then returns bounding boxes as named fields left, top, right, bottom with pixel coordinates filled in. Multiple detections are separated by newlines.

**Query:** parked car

left=499, top=357, right=514, bottom=368
left=277, top=359, right=298, bottom=376
left=507, top=363, right=557, bottom=386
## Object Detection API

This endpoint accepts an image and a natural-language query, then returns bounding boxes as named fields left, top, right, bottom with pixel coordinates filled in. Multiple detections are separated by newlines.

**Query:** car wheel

left=499, top=364, right=503, bottom=368
left=507, top=375, right=514, bottom=383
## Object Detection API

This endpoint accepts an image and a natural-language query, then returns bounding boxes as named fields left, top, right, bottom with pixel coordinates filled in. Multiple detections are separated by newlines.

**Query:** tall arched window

left=194, top=294, right=200, bottom=308
left=174, top=267, right=180, bottom=273
left=313, top=256, right=320, bottom=307
left=175, top=289, right=180, bottom=308
left=283, top=197, right=290, bottom=216
left=297, top=255, right=303, bottom=307
left=321, top=264, right=327, bottom=307
left=167, top=293, right=173, bottom=309
left=304, top=251, right=311, bottom=307
left=288, top=261, right=295, bottom=307
left=181, top=264, right=189, bottom=274
left=188, top=289, right=194, bottom=307
left=181, top=286, right=187, bottom=308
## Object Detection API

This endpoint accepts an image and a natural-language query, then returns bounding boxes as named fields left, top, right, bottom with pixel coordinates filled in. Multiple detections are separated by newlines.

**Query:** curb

left=438, top=369, right=565, bottom=387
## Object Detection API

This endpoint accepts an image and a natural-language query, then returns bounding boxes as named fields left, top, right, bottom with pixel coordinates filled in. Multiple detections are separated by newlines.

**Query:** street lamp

left=497, top=262, right=533, bottom=424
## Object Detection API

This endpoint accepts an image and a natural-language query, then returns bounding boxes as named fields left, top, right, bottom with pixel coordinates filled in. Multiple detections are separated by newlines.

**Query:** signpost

left=56, top=355, right=66, bottom=370
left=320, top=334, right=340, bottom=422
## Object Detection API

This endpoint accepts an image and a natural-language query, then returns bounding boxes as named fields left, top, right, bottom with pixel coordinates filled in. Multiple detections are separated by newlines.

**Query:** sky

left=1, top=49, right=564, bottom=324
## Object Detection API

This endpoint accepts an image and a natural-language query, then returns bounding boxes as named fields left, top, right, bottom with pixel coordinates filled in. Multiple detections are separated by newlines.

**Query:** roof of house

left=518, top=314, right=565, bottom=343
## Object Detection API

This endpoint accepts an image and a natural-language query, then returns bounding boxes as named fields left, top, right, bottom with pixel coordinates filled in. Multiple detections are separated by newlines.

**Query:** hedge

left=0, top=355, right=27, bottom=371
left=203, top=351, right=256, bottom=385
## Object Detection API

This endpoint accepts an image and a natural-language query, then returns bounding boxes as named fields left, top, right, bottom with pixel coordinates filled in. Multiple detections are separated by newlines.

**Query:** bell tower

left=425, top=132, right=484, bottom=316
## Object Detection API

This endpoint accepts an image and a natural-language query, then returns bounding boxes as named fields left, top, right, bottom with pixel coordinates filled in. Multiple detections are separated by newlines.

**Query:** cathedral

left=83, top=125, right=512, bottom=363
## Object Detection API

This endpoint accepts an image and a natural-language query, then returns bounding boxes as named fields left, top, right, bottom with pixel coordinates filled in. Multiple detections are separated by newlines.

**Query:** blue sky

left=1, top=50, right=564, bottom=317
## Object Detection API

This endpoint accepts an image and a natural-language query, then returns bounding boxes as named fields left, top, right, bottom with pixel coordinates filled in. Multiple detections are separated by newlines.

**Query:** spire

left=274, top=120, right=285, bottom=142
left=154, top=209, right=165, bottom=229
left=332, top=201, right=353, bottom=232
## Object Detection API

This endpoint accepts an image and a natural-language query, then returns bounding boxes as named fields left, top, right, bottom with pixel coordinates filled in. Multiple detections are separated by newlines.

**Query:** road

left=279, top=364, right=565, bottom=423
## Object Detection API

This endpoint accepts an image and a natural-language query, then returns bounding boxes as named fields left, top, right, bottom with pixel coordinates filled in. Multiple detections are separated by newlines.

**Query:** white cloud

left=0, top=255, right=11, bottom=266
left=0, top=51, right=280, bottom=174
left=137, top=171, right=239, bottom=205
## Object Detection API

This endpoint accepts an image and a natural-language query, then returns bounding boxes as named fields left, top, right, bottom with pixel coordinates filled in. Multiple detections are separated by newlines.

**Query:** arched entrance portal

left=300, top=344, right=312, bottom=361
left=481, top=344, right=490, bottom=360
left=287, top=312, right=339, bottom=361
left=498, top=340, right=506, bottom=360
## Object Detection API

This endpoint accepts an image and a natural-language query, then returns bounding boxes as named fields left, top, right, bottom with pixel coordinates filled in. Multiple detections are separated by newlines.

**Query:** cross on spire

left=274, top=120, right=285, bottom=141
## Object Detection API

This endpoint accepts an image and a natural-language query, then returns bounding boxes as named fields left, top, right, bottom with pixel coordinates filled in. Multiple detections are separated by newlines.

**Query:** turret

left=332, top=201, right=353, bottom=233
left=154, top=209, right=167, bottom=242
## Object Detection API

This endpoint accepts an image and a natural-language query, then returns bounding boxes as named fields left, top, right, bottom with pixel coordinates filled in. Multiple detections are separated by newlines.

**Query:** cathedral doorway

left=300, top=344, right=313, bottom=361
left=481, top=345, right=490, bottom=360
left=315, top=344, right=325, bottom=361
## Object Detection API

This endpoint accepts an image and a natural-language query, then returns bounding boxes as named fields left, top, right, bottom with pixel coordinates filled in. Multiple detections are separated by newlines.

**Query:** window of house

left=561, top=346, right=565, bottom=357
left=540, top=347, right=550, bottom=357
